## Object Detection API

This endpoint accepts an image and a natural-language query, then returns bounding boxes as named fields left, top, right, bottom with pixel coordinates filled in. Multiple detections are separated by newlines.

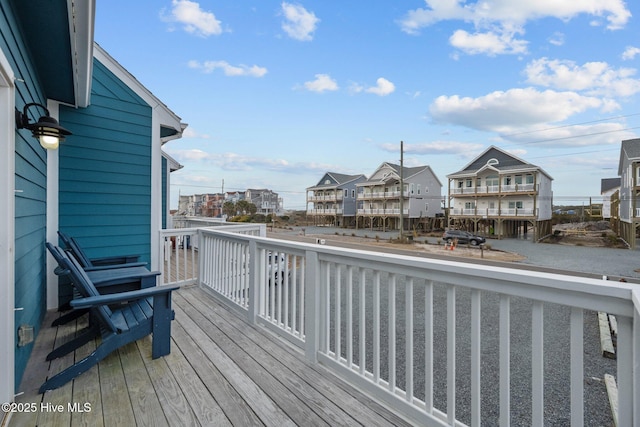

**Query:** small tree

left=222, top=201, right=236, bottom=217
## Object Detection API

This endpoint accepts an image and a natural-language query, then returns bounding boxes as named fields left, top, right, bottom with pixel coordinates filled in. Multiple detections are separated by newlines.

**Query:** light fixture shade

left=15, top=103, right=72, bottom=150
left=30, top=115, right=71, bottom=149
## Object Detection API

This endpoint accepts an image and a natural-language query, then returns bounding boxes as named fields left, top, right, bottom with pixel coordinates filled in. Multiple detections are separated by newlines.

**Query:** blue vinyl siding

left=59, top=59, right=152, bottom=275
left=2, top=2, right=49, bottom=388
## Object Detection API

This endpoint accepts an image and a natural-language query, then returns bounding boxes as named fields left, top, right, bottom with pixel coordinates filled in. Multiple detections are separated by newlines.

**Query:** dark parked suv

left=442, top=229, right=486, bottom=246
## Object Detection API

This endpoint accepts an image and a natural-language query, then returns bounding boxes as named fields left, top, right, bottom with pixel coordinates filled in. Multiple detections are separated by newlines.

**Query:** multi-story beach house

left=356, top=163, right=443, bottom=231
left=447, top=146, right=553, bottom=240
left=306, top=172, right=367, bottom=226
left=246, top=188, right=280, bottom=215
left=617, top=138, right=640, bottom=247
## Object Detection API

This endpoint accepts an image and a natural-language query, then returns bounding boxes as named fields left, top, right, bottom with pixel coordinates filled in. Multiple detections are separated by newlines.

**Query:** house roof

left=618, top=138, right=640, bottom=175
left=12, top=0, right=94, bottom=107
left=93, top=43, right=185, bottom=140
left=447, top=145, right=553, bottom=180
left=601, top=177, right=621, bottom=193
left=307, top=172, right=366, bottom=190
left=358, top=162, right=442, bottom=187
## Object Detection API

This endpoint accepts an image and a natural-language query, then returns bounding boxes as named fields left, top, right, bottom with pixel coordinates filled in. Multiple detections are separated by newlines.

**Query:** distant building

left=601, top=177, right=621, bottom=220
left=447, top=146, right=553, bottom=240
left=356, top=162, right=443, bottom=231
left=306, top=172, right=367, bottom=227
left=617, top=138, right=640, bottom=247
left=245, top=189, right=280, bottom=215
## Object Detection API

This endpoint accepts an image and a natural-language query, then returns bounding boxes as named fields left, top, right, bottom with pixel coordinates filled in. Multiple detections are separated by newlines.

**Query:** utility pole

left=399, top=140, right=404, bottom=239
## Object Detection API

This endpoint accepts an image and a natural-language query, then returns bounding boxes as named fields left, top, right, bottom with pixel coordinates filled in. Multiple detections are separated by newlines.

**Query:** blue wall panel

left=2, top=1, right=50, bottom=389
left=59, top=58, right=153, bottom=280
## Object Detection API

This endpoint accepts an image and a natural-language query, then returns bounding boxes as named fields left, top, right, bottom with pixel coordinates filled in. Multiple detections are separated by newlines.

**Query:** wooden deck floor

left=10, top=286, right=411, bottom=427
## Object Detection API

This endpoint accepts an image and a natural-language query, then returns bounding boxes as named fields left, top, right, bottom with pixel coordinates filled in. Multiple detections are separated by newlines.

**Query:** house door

left=0, top=47, right=16, bottom=407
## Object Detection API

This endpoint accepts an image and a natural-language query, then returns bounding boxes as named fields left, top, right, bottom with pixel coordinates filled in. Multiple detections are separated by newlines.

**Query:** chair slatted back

left=57, top=231, right=93, bottom=268
left=46, top=243, right=117, bottom=332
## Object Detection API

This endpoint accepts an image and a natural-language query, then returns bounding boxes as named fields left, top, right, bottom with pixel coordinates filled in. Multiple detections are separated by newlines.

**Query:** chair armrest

left=90, top=255, right=142, bottom=266
left=84, top=261, right=148, bottom=271
left=69, top=285, right=179, bottom=309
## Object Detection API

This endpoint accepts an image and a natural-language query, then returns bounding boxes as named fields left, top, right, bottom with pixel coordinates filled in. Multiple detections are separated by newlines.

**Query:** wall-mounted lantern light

left=15, top=102, right=72, bottom=150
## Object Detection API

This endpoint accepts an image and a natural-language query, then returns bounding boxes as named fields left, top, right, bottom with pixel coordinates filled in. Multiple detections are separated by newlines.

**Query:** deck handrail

left=164, top=226, right=639, bottom=426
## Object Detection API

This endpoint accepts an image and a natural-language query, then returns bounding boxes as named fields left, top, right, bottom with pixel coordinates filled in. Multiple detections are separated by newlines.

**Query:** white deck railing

left=162, top=226, right=640, bottom=426
left=159, top=220, right=265, bottom=286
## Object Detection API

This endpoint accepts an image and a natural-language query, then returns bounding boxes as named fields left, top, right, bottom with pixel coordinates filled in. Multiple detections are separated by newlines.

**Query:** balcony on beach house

left=10, top=220, right=640, bottom=427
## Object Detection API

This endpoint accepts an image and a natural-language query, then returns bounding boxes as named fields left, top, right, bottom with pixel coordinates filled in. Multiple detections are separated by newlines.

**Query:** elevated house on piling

left=447, top=146, right=553, bottom=240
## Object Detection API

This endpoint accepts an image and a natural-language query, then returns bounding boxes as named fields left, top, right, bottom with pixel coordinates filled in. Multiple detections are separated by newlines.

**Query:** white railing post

left=633, top=290, right=640, bottom=425
left=247, top=239, right=259, bottom=324
left=304, top=249, right=320, bottom=363
left=617, top=314, right=634, bottom=427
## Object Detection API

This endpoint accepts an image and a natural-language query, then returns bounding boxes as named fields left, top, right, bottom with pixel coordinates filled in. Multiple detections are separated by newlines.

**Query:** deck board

left=10, top=286, right=411, bottom=427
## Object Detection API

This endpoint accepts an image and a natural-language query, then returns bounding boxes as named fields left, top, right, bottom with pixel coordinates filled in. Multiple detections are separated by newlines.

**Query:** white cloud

left=399, top=0, right=630, bottom=56
left=188, top=60, right=268, bottom=77
left=365, top=78, right=396, bottom=96
left=449, top=28, right=528, bottom=56
left=182, top=127, right=211, bottom=139
left=524, top=58, right=640, bottom=97
left=622, top=46, right=640, bottom=61
left=302, top=74, right=338, bottom=93
left=166, top=149, right=338, bottom=174
left=548, top=32, right=565, bottom=46
left=281, top=2, right=319, bottom=41
left=165, top=0, right=222, bottom=37
left=429, top=88, right=604, bottom=133
left=399, top=0, right=630, bottom=34
left=504, top=122, right=634, bottom=147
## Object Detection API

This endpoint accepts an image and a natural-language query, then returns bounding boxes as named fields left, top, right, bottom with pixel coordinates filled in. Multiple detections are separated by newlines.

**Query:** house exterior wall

left=619, top=160, right=636, bottom=223
left=406, top=168, right=443, bottom=218
left=1, top=3, right=50, bottom=392
left=59, top=58, right=152, bottom=266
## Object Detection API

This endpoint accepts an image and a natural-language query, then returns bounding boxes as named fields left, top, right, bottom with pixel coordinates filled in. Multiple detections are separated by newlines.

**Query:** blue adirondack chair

left=40, top=245, right=178, bottom=393
left=58, top=231, right=146, bottom=270
left=46, top=243, right=161, bottom=326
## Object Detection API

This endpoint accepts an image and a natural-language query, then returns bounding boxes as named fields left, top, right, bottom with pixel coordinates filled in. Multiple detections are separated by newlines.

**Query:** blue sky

left=95, top=1, right=640, bottom=210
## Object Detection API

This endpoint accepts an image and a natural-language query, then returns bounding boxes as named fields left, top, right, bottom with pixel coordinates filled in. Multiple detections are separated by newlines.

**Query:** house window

left=466, top=179, right=473, bottom=188
left=508, top=201, right=523, bottom=209
left=424, top=203, right=429, bottom=212
left=351, top=189, right=355, bottom=198
left=504, top=176, right=511, bottom=186
left=489, top=201, right=495, bottom=209
left=476, top=178, right=481, bottom=187
left=410, top=183, right=415, bottom=194
left=458, top=180, right=464, bottom=188
left=344, top=189, right=348, bottom=198
left=526, top=174, right=534, bottom=184
left=417, top=184, right=421, bottom=195
left=465, top=202, right=475, bottom=209
left=515, top=175, right=522, bottom=185
left=486, top=175, right=499, bottom=187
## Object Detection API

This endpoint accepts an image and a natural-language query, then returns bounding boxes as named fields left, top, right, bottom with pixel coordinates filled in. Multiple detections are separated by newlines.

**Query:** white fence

left=163, top=226, right=640, bottom=426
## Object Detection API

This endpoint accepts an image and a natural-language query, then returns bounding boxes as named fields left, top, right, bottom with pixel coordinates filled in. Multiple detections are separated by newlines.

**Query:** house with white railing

left=356, top=162, right=443, bottom=231
left=618, top=138, right=640, bottom=247
left=306, top=172, right=367, bottom=226
left=447, top=146, right=553, bottom=240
